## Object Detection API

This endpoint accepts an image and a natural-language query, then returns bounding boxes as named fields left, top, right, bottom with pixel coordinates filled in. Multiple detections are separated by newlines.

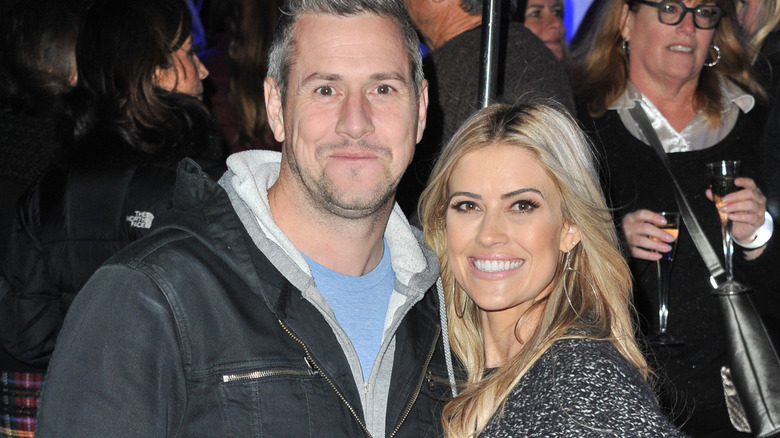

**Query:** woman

left=0, top=0, right=82, bottom=260
left=572, top=0, right=777, bottom=435
left=738, top=0, right=780, bottom=97
left=0, top=0, right=82, bottom=435
left=737, top=0, right=780, bottom=219
left=419, top=101, right=685, bottom=437
left=0, top=0, right=224, bottom=373
left=199, top=0, right=284, bottom=153
left=514, top=0, right=567, bottom=60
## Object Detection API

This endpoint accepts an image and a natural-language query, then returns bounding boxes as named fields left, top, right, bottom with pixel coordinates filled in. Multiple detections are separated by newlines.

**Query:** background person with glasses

left=571, top=0, right=778, bottom=435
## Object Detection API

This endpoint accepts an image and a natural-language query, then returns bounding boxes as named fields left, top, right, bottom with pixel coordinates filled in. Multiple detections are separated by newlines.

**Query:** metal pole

left=478, top=0, right=502, bottom=108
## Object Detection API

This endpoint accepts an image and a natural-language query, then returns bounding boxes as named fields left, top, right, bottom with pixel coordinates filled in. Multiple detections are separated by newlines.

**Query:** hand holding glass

left=705, top=160, right=750, bottom=294
left=648, top=211, right=681, bottom=345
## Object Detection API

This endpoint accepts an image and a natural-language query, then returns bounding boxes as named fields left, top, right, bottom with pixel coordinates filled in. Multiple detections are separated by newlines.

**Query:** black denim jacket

left=35, top=160, right=454, bottom=437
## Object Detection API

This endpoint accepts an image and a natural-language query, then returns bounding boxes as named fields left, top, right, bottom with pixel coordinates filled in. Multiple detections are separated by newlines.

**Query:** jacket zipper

left=221, top=366, right=317, bottom=383
left=388, top=325, right=441, bottom=438
left=278, top=319, right=372, bottom=438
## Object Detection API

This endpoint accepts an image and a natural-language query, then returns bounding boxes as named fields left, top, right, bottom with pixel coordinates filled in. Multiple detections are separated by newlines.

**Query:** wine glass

left=648, top=211, right=682, bottom=346
left=705, top=160, right=750, bottom=295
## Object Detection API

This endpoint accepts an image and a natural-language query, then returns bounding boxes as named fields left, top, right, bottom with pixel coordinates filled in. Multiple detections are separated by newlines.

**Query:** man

left=396, top=0, right=574, bottom=216
left=35, top=0, right=456, bottom=436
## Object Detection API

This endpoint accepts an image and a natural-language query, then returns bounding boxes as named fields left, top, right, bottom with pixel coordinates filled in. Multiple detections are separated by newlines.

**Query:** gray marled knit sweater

left=480, top=338, right=688, bottom=437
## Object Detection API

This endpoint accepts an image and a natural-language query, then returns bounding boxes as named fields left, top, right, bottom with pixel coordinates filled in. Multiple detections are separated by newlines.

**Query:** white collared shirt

left=610, top=79, right=755, bottom=152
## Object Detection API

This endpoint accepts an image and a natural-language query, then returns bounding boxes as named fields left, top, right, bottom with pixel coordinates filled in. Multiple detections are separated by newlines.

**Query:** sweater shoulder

left=498, top=338, right=650, bottom=416
left=481, top=338, right=686, bottom=437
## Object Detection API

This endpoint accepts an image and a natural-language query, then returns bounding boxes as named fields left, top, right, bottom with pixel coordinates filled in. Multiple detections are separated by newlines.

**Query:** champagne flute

left=705, top=160, right=750, bottom=295
left=648, top=211, right=682, bottom=345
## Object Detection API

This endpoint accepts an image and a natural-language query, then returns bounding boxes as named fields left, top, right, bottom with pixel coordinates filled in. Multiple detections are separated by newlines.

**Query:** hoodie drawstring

left=437, top=277, right=458, bottom=396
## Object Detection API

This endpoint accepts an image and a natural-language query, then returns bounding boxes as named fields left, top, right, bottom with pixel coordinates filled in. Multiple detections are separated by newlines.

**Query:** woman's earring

left=705, top=45, right=721, bottom=67
left=562, top=250, right=599, bottom=320
left=622, top=40, right=630, bottom=57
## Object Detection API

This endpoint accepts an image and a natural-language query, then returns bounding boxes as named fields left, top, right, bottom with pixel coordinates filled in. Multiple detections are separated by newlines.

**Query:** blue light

left=566, top=0, right=596, bottom=42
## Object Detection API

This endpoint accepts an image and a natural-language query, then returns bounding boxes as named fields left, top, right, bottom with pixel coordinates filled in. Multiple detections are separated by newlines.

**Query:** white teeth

left=668, top=45, right=693, bottom=52
left=473, top=259, right=522, bottom=272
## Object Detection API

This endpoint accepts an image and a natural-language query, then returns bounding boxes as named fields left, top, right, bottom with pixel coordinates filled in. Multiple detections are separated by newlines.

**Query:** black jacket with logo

left=0, top=157, right=224, bottom=367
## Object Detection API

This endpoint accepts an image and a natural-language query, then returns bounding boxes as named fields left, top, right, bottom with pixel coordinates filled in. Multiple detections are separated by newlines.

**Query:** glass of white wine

left=705, top=160, right=750, bottom=295
left=648, top=211, right=681, bottom=345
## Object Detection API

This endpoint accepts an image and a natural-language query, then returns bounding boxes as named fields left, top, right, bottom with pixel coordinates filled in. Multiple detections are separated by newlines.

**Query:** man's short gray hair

left=267, top=0, right=424, bottom=102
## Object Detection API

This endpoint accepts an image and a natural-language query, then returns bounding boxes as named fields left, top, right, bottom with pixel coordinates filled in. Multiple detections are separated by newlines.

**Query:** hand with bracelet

left=705, top=176, right=773, bottom=259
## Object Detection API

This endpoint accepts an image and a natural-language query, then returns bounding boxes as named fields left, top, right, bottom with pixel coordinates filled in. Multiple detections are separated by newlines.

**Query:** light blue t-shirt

left=302, top=240, right=395, bottom=381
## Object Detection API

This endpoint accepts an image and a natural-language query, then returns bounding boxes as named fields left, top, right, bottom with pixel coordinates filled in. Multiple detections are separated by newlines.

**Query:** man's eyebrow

left=300, top=72, right=410, bottom=87
left=301, top=72, right=341, bottom=87
left=370, top=72, right=409, bottom=83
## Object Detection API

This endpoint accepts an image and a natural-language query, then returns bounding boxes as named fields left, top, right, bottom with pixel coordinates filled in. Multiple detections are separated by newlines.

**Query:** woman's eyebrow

left=501, top=188, right=544, bottom=200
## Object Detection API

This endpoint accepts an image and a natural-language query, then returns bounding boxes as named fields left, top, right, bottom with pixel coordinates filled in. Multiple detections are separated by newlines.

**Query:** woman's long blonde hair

left=570, top=0, right=766, bottom=124
left=419, top=100, right=648, bottom=437
left=743, top=0, right=780, bottom=64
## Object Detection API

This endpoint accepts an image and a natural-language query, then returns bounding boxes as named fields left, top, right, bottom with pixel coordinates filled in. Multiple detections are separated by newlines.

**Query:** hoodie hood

left=220, top=150, right=440, bottom=296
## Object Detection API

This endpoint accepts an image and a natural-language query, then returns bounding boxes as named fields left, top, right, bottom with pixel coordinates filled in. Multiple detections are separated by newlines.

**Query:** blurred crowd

left=1, top=0, right=778, bottom=436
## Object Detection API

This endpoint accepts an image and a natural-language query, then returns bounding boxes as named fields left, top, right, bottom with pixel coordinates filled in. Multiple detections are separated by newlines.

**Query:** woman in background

left=419, top=100, right=684, bottom=437
left=0, top=0, right=82, bottom=435
left=737, top=0, right=780, bottom=97
left=0, top=0, right=82, bottom=261
left=0, top=0, right=224, bottom=380
left=572, top=0, right=776, bottom=434
left=514, top=0, right=567, bottom=60
left=200, top=0, right=283, bottom=152
left=738, top=0, right=780, bottom=221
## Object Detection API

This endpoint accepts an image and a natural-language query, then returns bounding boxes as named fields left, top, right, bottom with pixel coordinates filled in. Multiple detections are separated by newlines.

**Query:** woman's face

left=621, top=1, right=717, bottom=90
left=445, top=144, right=577, bottom=327
left=154, top=36, right=209, bottom=99
left=523, top=0, right=566, bottom=59
left=737, top=0, right=760, bottom=36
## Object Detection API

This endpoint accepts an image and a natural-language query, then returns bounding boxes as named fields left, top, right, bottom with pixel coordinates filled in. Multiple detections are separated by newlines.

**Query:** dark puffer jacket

left=0, top=157, right=224, bottom=368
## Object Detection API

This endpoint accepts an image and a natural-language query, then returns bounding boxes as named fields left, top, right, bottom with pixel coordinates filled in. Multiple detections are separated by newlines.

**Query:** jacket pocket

left=217, top=364, right=315, bottom=437
left=216, top=363, right=363, bottom=437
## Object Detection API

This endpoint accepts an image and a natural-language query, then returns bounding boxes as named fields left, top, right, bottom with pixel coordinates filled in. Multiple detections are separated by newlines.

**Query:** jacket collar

left=157, top=158, right=286, bottom=309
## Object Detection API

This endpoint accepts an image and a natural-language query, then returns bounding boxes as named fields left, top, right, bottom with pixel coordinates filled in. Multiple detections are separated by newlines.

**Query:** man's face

left=265, top=13, right=428, bottom=220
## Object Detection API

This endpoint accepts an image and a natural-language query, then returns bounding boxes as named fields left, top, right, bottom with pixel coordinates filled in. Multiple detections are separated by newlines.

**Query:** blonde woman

left=738, top=0, right=780, bottom=94
left=419, top=101, right=685, bottom=437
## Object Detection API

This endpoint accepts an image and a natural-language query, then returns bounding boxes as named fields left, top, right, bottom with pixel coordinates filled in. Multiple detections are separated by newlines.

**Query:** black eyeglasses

left=633, top=0, right=724, bottom=29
